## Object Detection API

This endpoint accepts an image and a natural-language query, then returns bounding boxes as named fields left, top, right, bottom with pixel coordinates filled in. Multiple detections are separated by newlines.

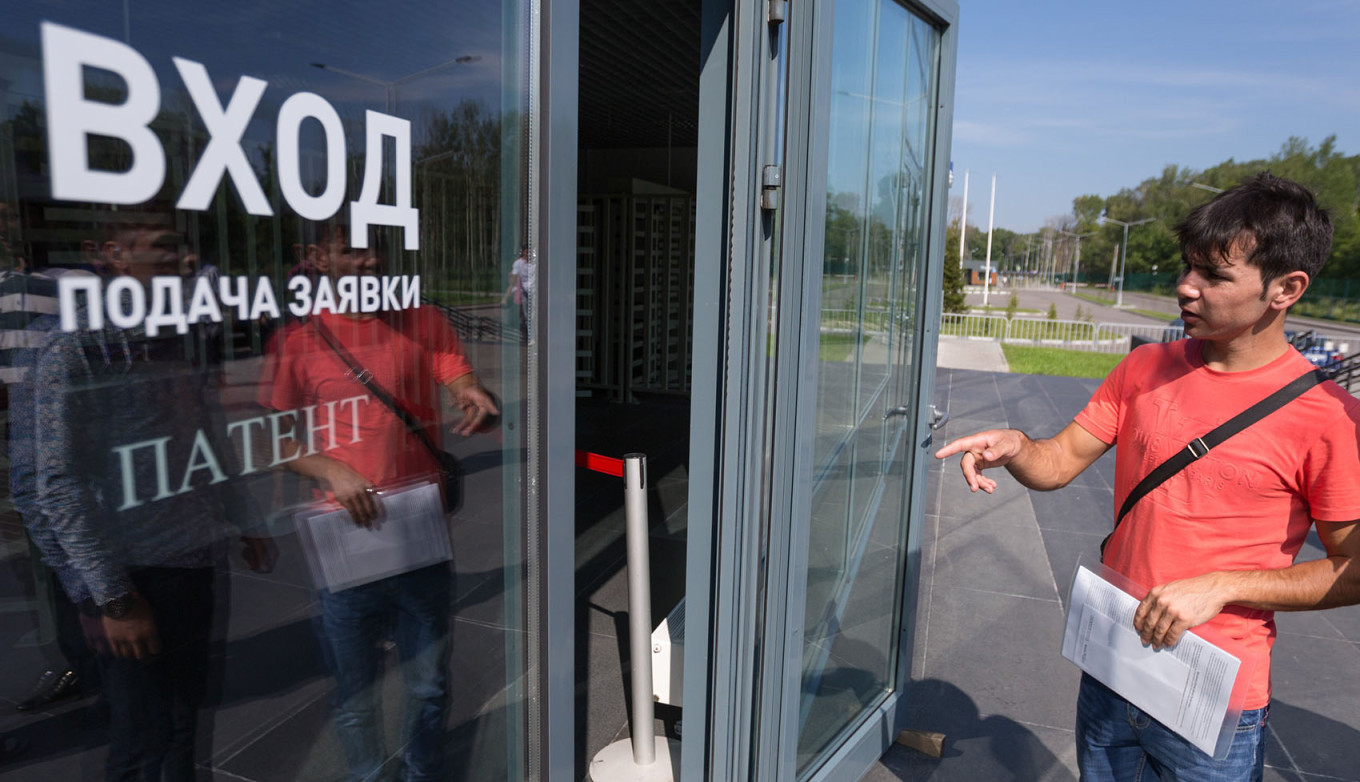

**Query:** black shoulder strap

left=1102, top=368, right=1328, bottom=556
left=310, top=317, right=444, bottom=464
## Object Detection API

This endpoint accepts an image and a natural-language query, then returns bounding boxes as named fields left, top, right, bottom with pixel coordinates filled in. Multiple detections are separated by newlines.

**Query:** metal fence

left=938, top=313, right=1185, bottom=355
left=435, top=303, right=516, bottom=343
left=820, top=308, right=895, bottom=336
left=1004, top=317, right=1095, bottom=346
left=936, top=312, right=1006, bottom=340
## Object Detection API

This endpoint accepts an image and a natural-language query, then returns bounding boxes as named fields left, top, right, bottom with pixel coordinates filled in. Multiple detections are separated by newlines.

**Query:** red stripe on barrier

left=575, top=449, right=625, bottom=477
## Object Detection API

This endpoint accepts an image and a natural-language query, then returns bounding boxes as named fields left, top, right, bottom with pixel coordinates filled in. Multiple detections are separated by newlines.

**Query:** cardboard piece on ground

left=895, top=729, right=946, bottom=759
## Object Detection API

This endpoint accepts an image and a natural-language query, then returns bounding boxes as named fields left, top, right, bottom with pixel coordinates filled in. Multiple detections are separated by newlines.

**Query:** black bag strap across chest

left=1101, top=368, right=1328, bottom=557
left=310, top=317, right=444, bottom=466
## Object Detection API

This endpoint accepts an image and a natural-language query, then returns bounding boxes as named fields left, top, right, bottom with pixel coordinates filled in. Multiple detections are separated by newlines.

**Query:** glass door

left=786, top=0, right=943, bottom=776
left=0, top=3, right=547, bottom=781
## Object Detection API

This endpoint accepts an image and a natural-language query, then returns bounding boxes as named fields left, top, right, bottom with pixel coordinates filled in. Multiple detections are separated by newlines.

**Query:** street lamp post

left=982, top=173, right=996, bottom=306
left=959, top=169, right=969, bottom=269
left=1102, top=217, right=1155, bottom=307
left=1056, top=229, right=1096, bottom=291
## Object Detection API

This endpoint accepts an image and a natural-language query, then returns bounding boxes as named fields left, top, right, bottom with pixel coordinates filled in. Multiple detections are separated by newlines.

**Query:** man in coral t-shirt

left=264, top=223, right=497, bottom=782
left=936, top=173, right=1360, bottom=782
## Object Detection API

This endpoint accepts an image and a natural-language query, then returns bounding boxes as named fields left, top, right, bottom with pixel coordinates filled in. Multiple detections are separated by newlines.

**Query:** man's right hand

left=934, top=422, right=1110, bottom=493
left=82, top=595, right=161, bottom=660
left=322, top=459, right=381, bottom=527
left=933, top=429, right=1027, bottom=494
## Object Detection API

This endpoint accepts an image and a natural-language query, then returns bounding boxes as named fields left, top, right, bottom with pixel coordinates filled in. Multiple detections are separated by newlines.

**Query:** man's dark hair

left=1175, top=172, right=1333, bottom=286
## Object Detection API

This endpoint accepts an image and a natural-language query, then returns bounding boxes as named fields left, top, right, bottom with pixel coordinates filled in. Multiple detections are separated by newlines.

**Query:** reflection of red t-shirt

left=1076, top=339, right=1360, bottom=710
left=266, top=309, right=473, bottom=488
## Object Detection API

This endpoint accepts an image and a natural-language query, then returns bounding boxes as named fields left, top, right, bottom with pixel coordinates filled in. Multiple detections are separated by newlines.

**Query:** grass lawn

left=1125, top=307, right=1177, bottom=321
left=1068, top=290, right=1115, bottom=307
left=1001, top=345, right=1123, bottom=379
left=819, top=332, right=864, bottom=362
left=1067, top=291, right=1174, bottom=321
left=970, top=306, right=1042, bottom=315
left=427, top=289, right=504, bottom=307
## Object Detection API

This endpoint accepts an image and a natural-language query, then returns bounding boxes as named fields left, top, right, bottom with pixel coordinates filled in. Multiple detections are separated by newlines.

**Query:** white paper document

left=1061, top=566, right=1241, bottom=757
left=296, top=481, right=452, bottom=592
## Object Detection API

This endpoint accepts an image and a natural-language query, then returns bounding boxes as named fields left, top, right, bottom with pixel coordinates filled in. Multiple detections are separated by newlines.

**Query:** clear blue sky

left=950, top=0, right=1360, bottom=233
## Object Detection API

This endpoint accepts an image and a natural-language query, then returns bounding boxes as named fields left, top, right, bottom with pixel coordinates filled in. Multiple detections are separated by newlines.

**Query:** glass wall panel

left=796, top=1, right=940, bottom=774
left=0, top=3, right=538, bottom=780
left=811, top=0, right=876, bottom=590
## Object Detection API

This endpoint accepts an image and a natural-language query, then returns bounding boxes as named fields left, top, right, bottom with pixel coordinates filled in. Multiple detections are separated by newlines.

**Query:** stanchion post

left=623, top=453, right=655, bottom=765
left=589, top=451, right=679, bottom=782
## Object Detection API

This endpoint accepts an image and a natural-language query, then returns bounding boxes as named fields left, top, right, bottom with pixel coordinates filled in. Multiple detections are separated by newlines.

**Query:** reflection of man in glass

left=264, top=221, right=497, bottom=782
left=18, top=223, right=274, bottom=781
left=3, top=202, right=98, bottom=716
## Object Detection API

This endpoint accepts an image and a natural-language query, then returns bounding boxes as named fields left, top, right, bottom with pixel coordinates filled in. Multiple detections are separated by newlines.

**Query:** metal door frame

left=680, top=0, right=959, bottom=779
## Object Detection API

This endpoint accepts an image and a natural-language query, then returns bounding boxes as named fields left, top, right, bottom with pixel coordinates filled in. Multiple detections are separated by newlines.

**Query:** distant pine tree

left=942, top=223, right=967, bottom=313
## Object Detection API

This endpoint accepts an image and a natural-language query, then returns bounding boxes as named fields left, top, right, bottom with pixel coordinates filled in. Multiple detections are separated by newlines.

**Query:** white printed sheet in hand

left=296, top=481, right=451, bottom=593
left=1061, top=565, right=1245, bottom=759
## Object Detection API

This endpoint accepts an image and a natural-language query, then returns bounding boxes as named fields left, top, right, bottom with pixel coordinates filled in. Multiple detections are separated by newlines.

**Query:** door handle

left=929, top=405, right=949, bottom=430
left=884, top=405, right=911, bottom=421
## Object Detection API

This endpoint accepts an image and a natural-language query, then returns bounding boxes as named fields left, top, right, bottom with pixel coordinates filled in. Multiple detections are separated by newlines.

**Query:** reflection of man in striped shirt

left=0, top=198, right=61, bottom=384
left=0, top=269, right=58, bottom=384
left=0, top=207, right=98, bottom=721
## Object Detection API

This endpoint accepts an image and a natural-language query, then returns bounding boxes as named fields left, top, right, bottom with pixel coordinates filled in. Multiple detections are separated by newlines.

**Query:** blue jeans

left=317, top=565, right=451, bottom=782
left=1076, top=673, right=1267, bottom=782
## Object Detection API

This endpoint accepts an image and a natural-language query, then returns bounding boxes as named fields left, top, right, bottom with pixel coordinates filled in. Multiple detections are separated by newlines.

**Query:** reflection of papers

left=296, top=482, right=451, bottom=592
left=1062, top=566, right=1240, bottom=757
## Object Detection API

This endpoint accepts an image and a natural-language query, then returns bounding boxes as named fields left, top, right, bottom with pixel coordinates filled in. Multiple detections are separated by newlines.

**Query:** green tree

left=1047, top=302, right=1058, bottom=320
left=941, top=221, right=966, bottom=313
left=1082, top=139, right=1360, bottom=282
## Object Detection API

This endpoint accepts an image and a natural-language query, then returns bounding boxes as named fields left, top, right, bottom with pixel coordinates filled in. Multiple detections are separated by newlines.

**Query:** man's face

left=317, top=235, right=379, bottom=278
left=110, top=228, right=183, bottom=282
left=1175, top=243, right=1275, bottom=344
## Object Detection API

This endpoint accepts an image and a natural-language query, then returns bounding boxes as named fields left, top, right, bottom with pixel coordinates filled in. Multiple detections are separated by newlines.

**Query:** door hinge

left=761, top=165, right=782, bottom=211
left=768, top=0, right=787, bottom=26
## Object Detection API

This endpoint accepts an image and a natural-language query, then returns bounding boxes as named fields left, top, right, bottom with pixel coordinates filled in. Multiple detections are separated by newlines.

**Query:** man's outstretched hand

left=447, top=374, right=500, bottom=437
left=933, top=429, right=1026, bottom=494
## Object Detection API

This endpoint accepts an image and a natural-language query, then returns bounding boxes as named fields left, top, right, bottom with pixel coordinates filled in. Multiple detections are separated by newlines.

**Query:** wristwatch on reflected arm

left=98, top=592, right=142, bottom=619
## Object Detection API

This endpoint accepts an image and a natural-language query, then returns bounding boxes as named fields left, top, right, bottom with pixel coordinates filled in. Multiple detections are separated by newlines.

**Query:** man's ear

left=81, top=239, right=101, bottom=268
left=1270, top=270, right=1309, bottom=310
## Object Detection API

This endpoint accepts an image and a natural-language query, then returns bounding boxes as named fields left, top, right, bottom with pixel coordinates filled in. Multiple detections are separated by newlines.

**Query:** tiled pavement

left=865, top=368, right=1360, bottom=782
left=4, top=359, right=1357, bottom=781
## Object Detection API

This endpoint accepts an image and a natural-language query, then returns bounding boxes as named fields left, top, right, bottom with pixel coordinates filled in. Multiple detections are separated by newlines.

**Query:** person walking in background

left=501, top=245, right=535, bottom=344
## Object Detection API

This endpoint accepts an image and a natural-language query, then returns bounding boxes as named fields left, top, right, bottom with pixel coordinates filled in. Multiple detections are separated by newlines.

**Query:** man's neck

left=1200, top=321, right=1290, bottom=373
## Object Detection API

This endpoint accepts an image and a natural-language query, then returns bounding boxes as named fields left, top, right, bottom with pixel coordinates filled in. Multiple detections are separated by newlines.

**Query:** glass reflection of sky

left=826, top=2, right=937, bottom=211
left=1, top=0, right=509, bottom=135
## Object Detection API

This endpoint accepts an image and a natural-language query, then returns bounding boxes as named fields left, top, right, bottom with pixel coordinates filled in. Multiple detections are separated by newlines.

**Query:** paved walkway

left=936, top=338, right=1008, bottom=373
left=863, top=369, right=1360, bottom=782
